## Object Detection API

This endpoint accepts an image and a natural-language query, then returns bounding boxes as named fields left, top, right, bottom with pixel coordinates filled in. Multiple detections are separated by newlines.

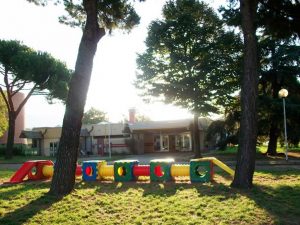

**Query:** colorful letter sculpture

left=150, top=159, right=174, bottom=182
left=9, top=157, right=234, bottom=184
left=114, top=160, right=139, bottom=182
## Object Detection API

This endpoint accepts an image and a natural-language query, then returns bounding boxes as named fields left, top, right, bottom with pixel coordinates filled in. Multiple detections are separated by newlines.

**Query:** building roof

left=84, top=123, right=126, bottom=137
left=19, top=130, right=43, bottom=139
left=129, top=118, right=211, bottom=132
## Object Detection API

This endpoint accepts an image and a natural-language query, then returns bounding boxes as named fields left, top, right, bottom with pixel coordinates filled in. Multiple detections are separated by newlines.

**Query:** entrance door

left=97, top=138, right=104, bottom=156
left=154, top=135, right=161, bottom=151
left=161, top=135, right=169, bottom=151
left=154, top=134, right=169, bottom=152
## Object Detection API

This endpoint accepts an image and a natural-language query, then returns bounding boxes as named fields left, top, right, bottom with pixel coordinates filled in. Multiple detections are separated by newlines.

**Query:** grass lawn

left=211, top=145, right=300, bottom=159
left=0, top=169, right=299, bottom=224
left=0, top=156, right=56, bottom=164
left=0, top=155, right=124, bottom=164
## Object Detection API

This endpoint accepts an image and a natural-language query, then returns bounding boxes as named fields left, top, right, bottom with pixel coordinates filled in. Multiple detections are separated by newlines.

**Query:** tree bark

left=49, top=0, right=105, bottom=195
left=193, top=113, right=202, bottom=158
left=267, top=120, right=278, bottom=155
left=266, top=44, right=280, bottom=156
left=1, top=84, right=37, bottom=159
left=232, top=0, right=258, bottom=189
left=5, top=113, right=15, bottom=159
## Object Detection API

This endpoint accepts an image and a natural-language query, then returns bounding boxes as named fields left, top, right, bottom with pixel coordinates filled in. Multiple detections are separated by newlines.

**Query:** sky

left=0, top=0, right=225, bottom=129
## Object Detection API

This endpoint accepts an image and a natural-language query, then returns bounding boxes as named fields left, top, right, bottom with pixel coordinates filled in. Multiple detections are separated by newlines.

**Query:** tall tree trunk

left=193, top=113, right=202, bottom=158
left=267, top=120, right=278, bottom=155
left=267, top=53, right=281, bottom=155
left=49, top=0, right=105, bottom=196
left=1, top=84, right=36, bottom=159
left=232, top=0, right=258, bottom=189
left=5, top=113, right=15, bottom=159
left=266, top=41, right=280, bottom=156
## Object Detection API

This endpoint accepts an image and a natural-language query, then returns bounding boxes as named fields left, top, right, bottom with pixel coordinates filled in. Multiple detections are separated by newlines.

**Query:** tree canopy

left=136, top=0, right=242, bottom=116
left=0, top=40, right=70, bottom=102
left=221, top=0, right=300, bottom=155
left=0, top=39, right=71, bottom=159
left=135, top=0, right=242, bottom=157
left=221, top=0, right=300, bottom=38
left=82, top=107, right=108, bottom=124
left=258, top=36, right=300, bottom=154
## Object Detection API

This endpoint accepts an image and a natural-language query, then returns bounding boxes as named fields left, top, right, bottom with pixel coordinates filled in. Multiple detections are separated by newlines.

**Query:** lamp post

left=278, top=88, right=288, bottom=160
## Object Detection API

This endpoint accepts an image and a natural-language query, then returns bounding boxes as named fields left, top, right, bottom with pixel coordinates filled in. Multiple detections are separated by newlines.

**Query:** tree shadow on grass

left=249, top=187, right=300, bottom=223
left=0, top=182, right=49, bottom=201
left=76, top=172, right=300, bottom=224
left=233, top=171, right=300, bottom=224
left=78, top=175, right=240, bottom=200
left=0, top=191, right=61, bottom=225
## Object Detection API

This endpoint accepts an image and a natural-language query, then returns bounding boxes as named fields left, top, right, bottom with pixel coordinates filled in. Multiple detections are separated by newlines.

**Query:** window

left=50, top=142, right=59, bottom=156
left=154, top=135, right=161, bottom=151
left=175, top=133, right=191, bottom=151
left=32, top=139, right=38, bottom=148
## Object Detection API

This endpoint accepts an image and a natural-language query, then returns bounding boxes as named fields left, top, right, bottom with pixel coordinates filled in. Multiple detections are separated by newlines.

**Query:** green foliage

left=0, top=144, right=42, bottom=156
left=0, top=40, right=71, bottom=102
left=82, top=107, right=108, bottom=124
left=27, top=0, right=144, bottom=32
left=205, top=120, right=227, bottom=150
left=136, top=0, right=242, bottom=115
left=221, top=1, right=300, bottom=151
left=206, top=115, right=240, bottom=150
left=0, top=96, right=7, bottom=137
left=257, top=0, right=300, bottom=38
left=0, top=144, right=26, bottom=156
left=258, top=36, right=300, bottom=145
left=221, top=0, right=300, bottom=38
left=60, top=0, right=141, bottom=31
left=0, top=39, right=71, bottom=158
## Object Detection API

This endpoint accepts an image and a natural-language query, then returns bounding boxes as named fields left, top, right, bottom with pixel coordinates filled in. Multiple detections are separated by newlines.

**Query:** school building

left=19, top=118, right=212, bottom=156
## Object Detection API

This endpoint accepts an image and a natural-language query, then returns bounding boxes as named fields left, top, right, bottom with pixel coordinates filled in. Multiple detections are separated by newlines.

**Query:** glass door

left=161, top=135, right=169, bottom=151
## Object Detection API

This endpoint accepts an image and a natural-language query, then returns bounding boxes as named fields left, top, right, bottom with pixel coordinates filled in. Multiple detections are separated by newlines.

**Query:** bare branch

left=0, top=66, right=5, bottom=74
left=11, top=81, right=27, bottom=97
left=11, top=78, right=20, bottom=87
left=3, top=68, right=15, bottom=112
left=15, top=84, right=37, bottom=117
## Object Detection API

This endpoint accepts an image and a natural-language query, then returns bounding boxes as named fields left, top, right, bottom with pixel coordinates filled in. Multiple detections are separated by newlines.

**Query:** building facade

left=129, top=118, right=211, bottom=154
left=20, top=123, right=129, bottom=156
left=20, top=118, right=212, bottom=157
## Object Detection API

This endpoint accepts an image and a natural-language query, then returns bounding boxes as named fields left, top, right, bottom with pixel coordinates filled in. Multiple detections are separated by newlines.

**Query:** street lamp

left=278, top=88, right=288, bottom=160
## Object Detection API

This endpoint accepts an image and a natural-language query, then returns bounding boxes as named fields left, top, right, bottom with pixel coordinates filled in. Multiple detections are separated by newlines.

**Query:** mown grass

left=0, top=155, right=125, bottom=164
left=215, top=146, right=270, bottom=155
left=0, top=155, right=56, bottom=164
left=214, top=145, right=300, bottom=156
left=1, top=169, right=299, bottom=225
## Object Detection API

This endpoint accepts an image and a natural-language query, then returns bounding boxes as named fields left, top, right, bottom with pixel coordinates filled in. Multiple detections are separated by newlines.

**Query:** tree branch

left=15, top=84, right=37, bottom=117
left=0, top=66, right=5, bottom=75
left=11, top=81, right=27, bottom=97
left=3, top=68, right=14, bottom=113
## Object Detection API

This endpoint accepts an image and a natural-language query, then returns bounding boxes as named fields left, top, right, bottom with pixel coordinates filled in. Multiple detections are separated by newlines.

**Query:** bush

left=125, top=138, right=136, bottom=154
left=0, top=144, right=27, bottom=156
